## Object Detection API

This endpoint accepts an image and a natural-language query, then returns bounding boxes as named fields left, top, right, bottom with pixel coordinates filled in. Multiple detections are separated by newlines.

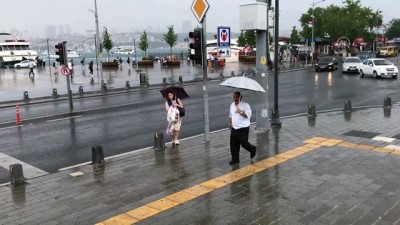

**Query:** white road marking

left=384, top=145, right=400, bottom=151
left=46, top=115, right=82, bottom=123
left=372, top=136, right=396, bottom=142
left=0, top=125, right=24, bottom=130
left=0, top=152, right=48, bottom=179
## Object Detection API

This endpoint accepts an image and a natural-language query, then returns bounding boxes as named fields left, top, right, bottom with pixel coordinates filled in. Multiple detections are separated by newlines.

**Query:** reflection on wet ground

left=0, top=62, right=257, bottom=101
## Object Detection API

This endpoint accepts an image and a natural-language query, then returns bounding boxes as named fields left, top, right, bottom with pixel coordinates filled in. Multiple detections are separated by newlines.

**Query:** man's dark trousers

left=230, top=126, right=256, bottom=162
left=29, top=68, right=34, bottom=75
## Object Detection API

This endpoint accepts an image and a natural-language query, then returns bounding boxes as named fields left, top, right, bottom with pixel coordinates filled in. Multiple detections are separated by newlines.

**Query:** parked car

left=315, top=56, right=338, bottom=72
left=359, top=58, right=398, bottom=79
left=14, top=60, right=36, bottom=69
left=342, top=57, right=362, bottom=73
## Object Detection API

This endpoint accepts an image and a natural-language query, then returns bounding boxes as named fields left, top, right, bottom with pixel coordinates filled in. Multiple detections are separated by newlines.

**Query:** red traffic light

left=55, top=43, right=64, bottom=55
left=189, top=29, right=201, bottom=39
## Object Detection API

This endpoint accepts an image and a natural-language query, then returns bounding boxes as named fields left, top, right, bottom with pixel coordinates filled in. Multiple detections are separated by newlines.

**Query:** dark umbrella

left=160, top=86, right=190, bottom=99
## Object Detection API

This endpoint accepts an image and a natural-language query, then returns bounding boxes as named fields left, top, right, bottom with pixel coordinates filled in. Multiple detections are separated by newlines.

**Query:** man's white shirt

left=229, top=101, right=252, bottom=129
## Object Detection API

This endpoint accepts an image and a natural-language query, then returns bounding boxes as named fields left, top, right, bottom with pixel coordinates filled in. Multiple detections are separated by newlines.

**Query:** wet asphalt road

left=0, top=61, right=400, bottom=184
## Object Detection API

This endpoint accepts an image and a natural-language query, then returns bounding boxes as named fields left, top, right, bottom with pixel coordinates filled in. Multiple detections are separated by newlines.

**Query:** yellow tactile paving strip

left=96, top=136, right=400, bottom=225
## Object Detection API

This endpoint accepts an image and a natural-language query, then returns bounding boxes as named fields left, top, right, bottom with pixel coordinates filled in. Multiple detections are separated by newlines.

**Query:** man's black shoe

left=250, top=147, right=256, bottom=159
left=229, top=160, right=239, bottom=165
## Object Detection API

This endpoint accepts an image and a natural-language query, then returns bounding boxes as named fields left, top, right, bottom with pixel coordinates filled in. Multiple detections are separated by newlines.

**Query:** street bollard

left=126, top=81, right=131, bottom=89
left=16, top=103, right=22, bottom=125
left=52, top=88, right=60, bottom=99
left=78, top=86, right=84, bottom=96
left=9, top=164, right=25, bottom=187
left=307, top=104, right=317, bottom=118
left=162, top=77, right=167, bottom=85
left=231, top=71, right=235, bottom=77
left=91, top=145, right=105, bottom=166
left=384, top=97, right=392, bottom=109
left=102, top=83, right=108, bottom=92
left=23, top=91, right=31, bottom=103
left=219, top=72, right=224, bottom=79
left=344, top=100, right=352, bottom=112
left=179, top=76, right=183, bottom=84
left=384, top=108, right=391, bottom=118
left=154, top=132, right=165, bottom=151
left=90, top=76, right=94, bottom=85
left=140, top=72, right=146, bottom=86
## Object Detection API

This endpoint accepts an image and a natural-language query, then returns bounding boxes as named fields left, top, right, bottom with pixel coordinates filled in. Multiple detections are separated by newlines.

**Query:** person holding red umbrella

left=165, top=91, right=184, bottom=146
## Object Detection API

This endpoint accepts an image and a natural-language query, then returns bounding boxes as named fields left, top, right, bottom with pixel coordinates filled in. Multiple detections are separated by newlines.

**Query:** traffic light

left=55, top=42, right=65, bottom=65
left=189, top=28, right=202, bottom=64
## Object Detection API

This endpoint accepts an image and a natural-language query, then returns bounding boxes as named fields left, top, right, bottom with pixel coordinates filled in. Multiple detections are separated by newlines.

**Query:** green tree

left=299, top=0, right=382, bottom=45
left=237, top=31, right=246, bottom=47
left=386, top=19, right=400, bottom=39
left=102, top=27, right=114, bottom=61
left=244, top=30, right=256, bottom=48
left=163, top=25, right=178, bottom=57
left=290, top=26, right=301, bottom=44
left=139, top=30, right=149, bottom=59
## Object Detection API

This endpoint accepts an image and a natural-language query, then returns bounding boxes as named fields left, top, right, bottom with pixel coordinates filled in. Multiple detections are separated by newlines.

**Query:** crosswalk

left=0, top=152, right=48, bottom=185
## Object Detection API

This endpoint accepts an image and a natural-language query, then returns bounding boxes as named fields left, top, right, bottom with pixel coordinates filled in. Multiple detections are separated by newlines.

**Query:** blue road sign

left=217, top=27, right=231, bottom=48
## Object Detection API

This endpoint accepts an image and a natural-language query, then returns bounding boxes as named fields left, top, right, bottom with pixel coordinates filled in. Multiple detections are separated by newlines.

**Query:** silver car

left=342, top=57, right=362, bottom=73
left=14, top=60, right=36, bottom=69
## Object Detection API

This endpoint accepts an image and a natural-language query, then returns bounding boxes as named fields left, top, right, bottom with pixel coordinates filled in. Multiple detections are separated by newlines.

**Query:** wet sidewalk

left=1, top=105, right=400, bottom=224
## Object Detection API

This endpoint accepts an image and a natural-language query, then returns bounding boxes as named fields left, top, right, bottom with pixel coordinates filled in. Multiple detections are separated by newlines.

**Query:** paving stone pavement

left=1, top=106, right=400, bottom=225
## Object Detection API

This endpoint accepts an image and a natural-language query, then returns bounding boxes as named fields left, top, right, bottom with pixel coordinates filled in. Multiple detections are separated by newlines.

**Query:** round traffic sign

left=61, top=66, right=70, bottom=76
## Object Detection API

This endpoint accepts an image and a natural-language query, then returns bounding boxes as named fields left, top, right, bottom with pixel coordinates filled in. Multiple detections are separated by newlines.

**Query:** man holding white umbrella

left=228, top=91, right=256, bottom=165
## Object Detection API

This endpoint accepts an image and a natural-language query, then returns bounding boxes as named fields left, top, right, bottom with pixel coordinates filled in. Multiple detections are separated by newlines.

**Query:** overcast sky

left=1, top=0, right=398, bottom=37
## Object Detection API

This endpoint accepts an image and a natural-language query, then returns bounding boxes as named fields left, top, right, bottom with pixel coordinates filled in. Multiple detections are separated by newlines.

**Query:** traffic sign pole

left=62, top=42, right=73, bottom=113
left=191, top=0, right=210, bottom=142
left=202, top=15, right=210, bottom=142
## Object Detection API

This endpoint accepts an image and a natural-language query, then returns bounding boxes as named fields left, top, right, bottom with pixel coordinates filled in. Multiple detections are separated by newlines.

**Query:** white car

left=342, top=57, right=362, bottom=73
left=14, top=60, right=36, bottom=69
left=359, top=58, right=398, bottom=79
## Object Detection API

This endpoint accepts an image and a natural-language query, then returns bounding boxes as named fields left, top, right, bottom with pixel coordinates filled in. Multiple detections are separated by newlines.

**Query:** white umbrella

left=219, top=76, right=266, bottom=93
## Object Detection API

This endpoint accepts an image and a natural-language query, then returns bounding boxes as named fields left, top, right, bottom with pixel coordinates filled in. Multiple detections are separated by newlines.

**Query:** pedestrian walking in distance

left=228, top=91, right=256, bottom=165
left=28, top=60, right=35, bottom=76
left=89, top=61, right=94, bottom=75
left=81, top=58, right=85, bottom=69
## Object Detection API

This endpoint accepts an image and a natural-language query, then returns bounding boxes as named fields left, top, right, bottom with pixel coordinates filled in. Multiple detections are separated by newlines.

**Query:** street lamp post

left=93, top=0, right=104, bottom=90
left=311, top=0, right=325, bottom=64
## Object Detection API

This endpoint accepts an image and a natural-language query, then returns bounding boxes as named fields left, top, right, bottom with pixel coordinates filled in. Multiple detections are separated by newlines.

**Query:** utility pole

left=47, top=39, right=51, bottom=77
left=134, top=39, right=138, bottom=71
left=270, top=0, right=281, bottom=127
left=255, top=0, right=269, bottom=131
left=311, top=0, right=325, bottom=65
left=94, top=0, right=104, bottom=90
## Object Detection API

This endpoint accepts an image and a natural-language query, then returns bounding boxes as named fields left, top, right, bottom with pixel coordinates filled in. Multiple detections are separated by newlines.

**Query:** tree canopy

left=102, top=27, right=113, bottom=60
left=139, top=30, right=149, bottom=58
left=290, top=26, right=301, bottom=44
left=386, top=19, right=400, bottom=39
left=163, top=25, right=178, bottom=56
left=237, top=30, right=256, bottom=48
left=299, top=0, right=383, bottom=44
